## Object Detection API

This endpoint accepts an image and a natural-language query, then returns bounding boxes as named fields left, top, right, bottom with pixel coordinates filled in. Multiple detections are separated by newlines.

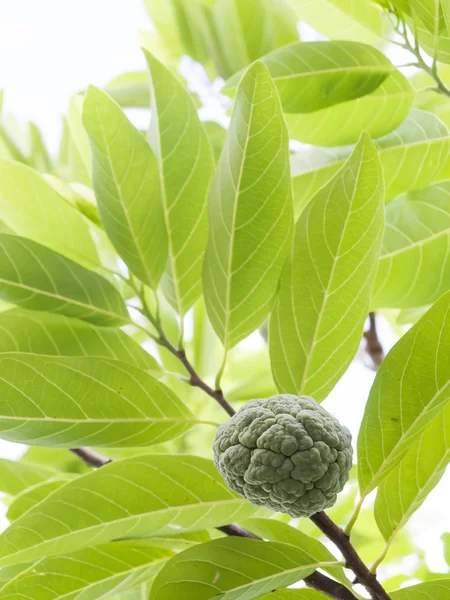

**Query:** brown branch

left=310, top=512, right=391, bottom=600
left=173, top=348, right=236, bottom=417
left=69, top=447, right=111, bottom=468
left=305, top=572, right=357, bottom=600
left=363, top=312, right=384, bottom=369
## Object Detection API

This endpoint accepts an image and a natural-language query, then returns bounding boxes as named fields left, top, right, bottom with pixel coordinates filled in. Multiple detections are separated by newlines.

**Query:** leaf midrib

left=94, top=105, right=153, bottom=287
left=364, top=377, right=450, bottom=494
left=0, top=277, right=126, bottom=323
left=384, top=444, right=450, bottom=548
left=148, top=72, right=183, bottom=317
left=293, top=134, right=450, bottom=180
left=380, top=227, right=450, bottom=259
left=222, top=73, right=258, bottom=350
left=297, top=146, right=366, bottom=394
left=0, top=554, right=168, bottom=599
left=169, top=560, right=342, bottom=599
left=271, top=64, right=394, bottom=82
left=0, top=415, right=211, bottom=425
left=0, top=497, right=248, bottom=567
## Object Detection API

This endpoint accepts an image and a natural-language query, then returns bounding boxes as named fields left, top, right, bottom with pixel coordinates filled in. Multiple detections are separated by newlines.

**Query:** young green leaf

left=291, top=109, right=450, bottom=213
left=0, top=235, right=129, bottom=326
left=260, top=592, right=325, bottom=600
left=29, top=122, right=52, bottom=172
left=0, top=354, right=199, bottom=447
left=0, top=159, right=98, bottom=267
left=105, top=71, right=150, bottom=108
left=286, top=70, right=414, bottom=146
left=244, top=518, right=347, bottom=586
left=226, top=41, right=395, bottom=113
left=0, top=309, right=161, bottom=374
left=213, top=0, right=299, bottom=77
left=358, top=291, right=450, bottom=497
left=291, top=0, right=388, bottom=42
left=270, top=133, right=384, bottom=401
left=83, top=86, right=167, bottom=288
left=0, top=455, right=260, bottom=567
left=0, top=541, right=173, bottom=600
left=372, top=182, right=450, bottom=309
left=0, top=459, right=57, bottom=496
left=151, top=537, right=339, bottom=600
left=144, top=50, right=215, bottom=316
left=66, top=94, right=92, bottom=186
left=203, top=61, right=293, bottom=351
left=374, top=403, right=450, bottom=548
left=7, top=477, right=72, bottom=522
left=390, top=580, right=450, bottom=599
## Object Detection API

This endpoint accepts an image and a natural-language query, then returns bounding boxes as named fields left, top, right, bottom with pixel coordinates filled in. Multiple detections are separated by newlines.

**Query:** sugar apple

left=213, top=394, right=352, bottom=517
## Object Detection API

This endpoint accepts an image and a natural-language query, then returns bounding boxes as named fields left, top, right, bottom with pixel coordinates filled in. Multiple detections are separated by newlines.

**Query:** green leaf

left=0, top=455, right=260, bottom=567
left=372, top=182, right=450, bottom=309
left=0, top=541, right=173, bottom=600
left=0, top=309, right=161, bottom=374
left=390, top=580, right=450, bottom=599
left=374, top=402, right=450, bottom=546
left=409, top=0, right=445, bottom=34
left=144, top=50, right=215, bottom=316
left=0, top=459, right=57, bottom=496
left=243, top=518, right=347, bottom=586
left=213, top=0, right=299, bottom=77
left=291, top=109, right=450, bottom=213
left=0, top=353, right=200, bottom=447
left=203, top=61, right=293, bottom=351
left=19, top=447, right=89, bottom=474
left=358, top=291, right=450, bottom=496
left=0, top=235, right=129, bottom=326
left=203, top=121, right=227, bottom=163
left=291, top=0, right=388, bottom=42
left=0, top=159, right=99, bottom=267
left=29, top=122, right=52, bottom=172
left=66, top=95, right=92, bottom=186
left=226, top=41, right=394, bottom=113
left=286, top=70, right=414, bottom=146
left=260, top=592, right=327, bottom=600
left=151, top=537, right=339, bottom=600
left=104, top=71, right=150, bottom=108
left=7, top=477, right=72, bottom=522
left=396, top=305, right=431, bottom=325
left=270, top=134, right=384, bottom=400
left=83, top=85, right=168, bottom=289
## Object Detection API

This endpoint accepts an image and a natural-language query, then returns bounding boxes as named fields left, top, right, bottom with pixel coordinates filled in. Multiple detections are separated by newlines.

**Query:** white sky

left=0, top=0, right=449, bottom=581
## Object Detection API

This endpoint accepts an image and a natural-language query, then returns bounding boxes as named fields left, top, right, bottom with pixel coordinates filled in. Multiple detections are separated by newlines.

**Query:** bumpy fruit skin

left=213, top=394, right=352, bottom=517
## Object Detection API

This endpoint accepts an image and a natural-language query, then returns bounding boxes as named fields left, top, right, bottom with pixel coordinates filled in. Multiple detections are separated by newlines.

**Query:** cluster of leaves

left=0, top=0, right=450, bottom=598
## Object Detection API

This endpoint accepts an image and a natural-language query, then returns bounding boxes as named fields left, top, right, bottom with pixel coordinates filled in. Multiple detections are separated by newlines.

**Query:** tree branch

left=69, top=447, right=111, bottom=468
left=363, top=312, right=384, bottom=370
left=172, top=348, right=236, bottom=417
left=310, top=512, right=391, bottom=600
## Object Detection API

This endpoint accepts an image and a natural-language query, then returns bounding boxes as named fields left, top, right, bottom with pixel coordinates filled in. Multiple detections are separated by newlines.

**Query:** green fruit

left=213, top=394, right=352, bottom=517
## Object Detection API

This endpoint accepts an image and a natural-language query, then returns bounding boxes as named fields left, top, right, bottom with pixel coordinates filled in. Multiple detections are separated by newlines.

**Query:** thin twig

left=137, top=287, right=236, bottom=417
left=173, top=348, right=236, bottom=417
left=396, top=14, right=450, bottom=98
left=311, top=512, right=391, bottom=600
left=363, top=312, right=384, bottom=369
left=69, top=448, right=111, bottom=468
